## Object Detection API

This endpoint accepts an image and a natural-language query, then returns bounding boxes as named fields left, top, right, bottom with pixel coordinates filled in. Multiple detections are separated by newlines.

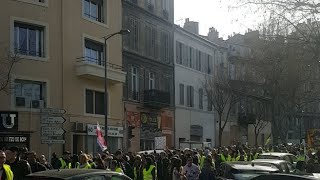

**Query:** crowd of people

left=1, top=144, right=320, bottom=180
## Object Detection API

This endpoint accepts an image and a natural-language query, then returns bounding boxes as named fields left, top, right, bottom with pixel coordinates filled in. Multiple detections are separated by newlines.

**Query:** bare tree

left=204, top=69, right=238, bottom=147
left=0, top=51, right=20, bottom=93
left=252, top=101, right=269, bottom=146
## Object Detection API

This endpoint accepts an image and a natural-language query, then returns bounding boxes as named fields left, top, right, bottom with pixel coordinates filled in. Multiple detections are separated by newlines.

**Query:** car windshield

left=257, top=155, right=280, bottom=160
left=24, top=177, right=63, bottom=180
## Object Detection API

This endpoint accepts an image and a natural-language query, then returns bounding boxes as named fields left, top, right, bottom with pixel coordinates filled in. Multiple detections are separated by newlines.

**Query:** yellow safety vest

left=200, top=156, right=206, bottom=169
left=79, top=162, right=91, bottom=169
left=3, top=164, right=13, bottom=180
left=143, top=165, right=156, bottom=180
left=59, top=158, right=71, bottom=169
left=297, top=155, right=305, bottom=161
left=115, top=167, right=123, bottom=173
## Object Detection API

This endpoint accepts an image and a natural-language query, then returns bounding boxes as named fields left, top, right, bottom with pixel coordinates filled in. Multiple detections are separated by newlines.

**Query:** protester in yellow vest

left=220, top=148, right=231, bottom=162
left=59, top=151, right=72, bottom=169
left=0, top=151, right=13, bottom=180
left=79, top=153, right=92, bottom=169
left=143, top=157, right=156, bottom=180
left=111, top=160, right=123, bottom=173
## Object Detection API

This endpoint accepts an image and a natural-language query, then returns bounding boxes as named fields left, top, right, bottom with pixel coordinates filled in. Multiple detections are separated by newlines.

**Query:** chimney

left=207, top=27, right=219, bottom=42
left=183, top=18, right=199, bottom=35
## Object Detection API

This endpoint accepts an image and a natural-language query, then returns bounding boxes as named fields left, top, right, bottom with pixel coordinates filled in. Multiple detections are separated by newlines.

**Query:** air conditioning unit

left=75, top=122, right=86, bottom=132
left=16, top=97, right=26, bottom=107
left=31, top=100, right=44, bottom=108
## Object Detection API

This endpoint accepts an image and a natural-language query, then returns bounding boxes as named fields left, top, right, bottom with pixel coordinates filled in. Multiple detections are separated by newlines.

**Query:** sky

left=174, top=0, right=263, bottom=39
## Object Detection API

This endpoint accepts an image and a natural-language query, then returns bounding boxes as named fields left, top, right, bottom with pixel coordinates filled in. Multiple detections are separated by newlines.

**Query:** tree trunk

left=255, top=130, right=259, bottom=147
left=218, top=114, right=223, bottom=147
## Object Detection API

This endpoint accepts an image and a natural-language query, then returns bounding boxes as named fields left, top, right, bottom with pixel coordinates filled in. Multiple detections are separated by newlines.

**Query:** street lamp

left=103, top=29, right=130, bottom=145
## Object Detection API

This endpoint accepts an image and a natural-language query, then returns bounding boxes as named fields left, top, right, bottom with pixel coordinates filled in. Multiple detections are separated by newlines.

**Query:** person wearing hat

left=59, top=151, right=71, bottom=169
left=0, top=150, right=13, bottom=180
left=5, top=147, right=31, bottom=180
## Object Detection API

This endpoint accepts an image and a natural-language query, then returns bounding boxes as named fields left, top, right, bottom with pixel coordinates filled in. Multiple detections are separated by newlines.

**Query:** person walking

left=5, top=147, right=31, bottom=180
left=25, top=151, right=47, bottom=173
left=182, top=156, right=200, bottom=180
left=0, top=151, right=13, bottom=180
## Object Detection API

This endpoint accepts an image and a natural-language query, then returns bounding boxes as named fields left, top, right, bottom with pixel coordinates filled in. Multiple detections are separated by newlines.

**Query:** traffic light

left=128, top=125, right=135, bottom=139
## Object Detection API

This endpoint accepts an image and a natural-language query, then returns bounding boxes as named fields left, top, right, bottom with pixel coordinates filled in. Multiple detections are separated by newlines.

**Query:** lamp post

left=103, top=29, right=130, bottom=145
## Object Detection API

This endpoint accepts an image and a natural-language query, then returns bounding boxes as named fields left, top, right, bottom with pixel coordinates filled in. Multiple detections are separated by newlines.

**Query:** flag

left=96, top=122, right=107, bottom=151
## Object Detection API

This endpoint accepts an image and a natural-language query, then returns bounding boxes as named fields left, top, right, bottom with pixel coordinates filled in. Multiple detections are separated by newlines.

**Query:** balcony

left=143, top=89, right=170, bottom=108
left=75, top=58, right=126, bottom=84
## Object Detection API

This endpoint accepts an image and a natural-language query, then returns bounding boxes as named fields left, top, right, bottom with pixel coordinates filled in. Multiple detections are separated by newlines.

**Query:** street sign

left=41, top=116, right=66, bottom=124
left=41, top=127, right=65, bottom=137
left=40, top=108, right=66, bottom=115
left=41, top=139, right=65, bottom=144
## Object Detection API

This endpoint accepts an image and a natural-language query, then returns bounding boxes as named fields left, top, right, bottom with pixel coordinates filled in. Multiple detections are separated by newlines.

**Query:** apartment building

left=226, top=31, right=271, bottom=146
left=174, top=19, right=227, bottom=148
left=122, top=0, right=175, bottom=151
left=0, top=0, right=125, bottom=155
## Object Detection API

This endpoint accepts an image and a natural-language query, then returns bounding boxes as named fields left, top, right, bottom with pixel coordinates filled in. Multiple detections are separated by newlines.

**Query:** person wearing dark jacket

left=26, top=151, right=46, bottom=173
left=51, top=152, right=60, bottom=169
left=5, top=147, right=31, bottom=180
left=199, top=158, right=216, bottom=180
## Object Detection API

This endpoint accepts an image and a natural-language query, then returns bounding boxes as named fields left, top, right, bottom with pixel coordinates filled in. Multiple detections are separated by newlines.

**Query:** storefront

left=126, top=107, right=174, bottom=151
left=86, top=124, right=124, bottom=153
left=0, top=111, right=30, bottom=150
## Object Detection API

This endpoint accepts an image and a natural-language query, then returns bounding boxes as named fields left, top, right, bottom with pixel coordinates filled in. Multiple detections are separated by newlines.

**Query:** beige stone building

left=0, top=0, right=125, bottom=156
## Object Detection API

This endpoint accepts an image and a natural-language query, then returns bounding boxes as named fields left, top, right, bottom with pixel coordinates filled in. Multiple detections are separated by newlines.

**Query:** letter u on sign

left=0, top=111, right=18, bottom=131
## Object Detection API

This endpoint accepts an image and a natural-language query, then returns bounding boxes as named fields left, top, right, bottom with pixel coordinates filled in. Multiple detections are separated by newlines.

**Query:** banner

left=96, top=123, right=107, bottom=151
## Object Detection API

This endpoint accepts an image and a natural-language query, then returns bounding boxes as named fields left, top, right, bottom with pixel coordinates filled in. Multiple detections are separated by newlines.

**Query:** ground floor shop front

left=125, top=102, right=174, bottom=152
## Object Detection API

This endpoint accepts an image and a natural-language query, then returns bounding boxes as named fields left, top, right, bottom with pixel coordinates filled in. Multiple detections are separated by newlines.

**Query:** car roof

left=27, top=169, right=123, bottom=179
left=260, top=152, right=294, bottom=157
left=252, top=159, right=289, bottom=164
left=223, top=161, right=279, bottom=172
left=252, top=173, right=317, bottom=180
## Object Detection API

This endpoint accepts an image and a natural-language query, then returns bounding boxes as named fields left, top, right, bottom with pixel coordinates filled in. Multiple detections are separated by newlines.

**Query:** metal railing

left=76, top=57, right=124, bottom=71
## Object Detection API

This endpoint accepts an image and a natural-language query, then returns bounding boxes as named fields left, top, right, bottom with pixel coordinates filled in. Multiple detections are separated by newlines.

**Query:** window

left=85, top=39, right=104, bottom=66
left=146, top=0, right=155, bottom=10
left=131, top=66, right=139, bottom=100
left=160, top=31, right=169, bottom=63
left=199, top=88, right=203, bottom=109
left=189, top=47, right=194, bottom=68
left=179, top=84, right=184, bottom=105
left=86, top=89, right=105, bottom=115
left=14, top=22, right=44, bottom=57
left=84, top=0, right=104, bottom=22
left=162, top=0, right=169, bottom=11
left=176, top=41, right=182, bottom=64
left=14, top=80, right=46, bottom=108
left=149, top=72, right=155, bottom=89
left=187, top=86, right=194, bottom=107
left=128, top=16, right=140, bottom=52
left=145, top=24, right=157, bottom=58
left=195, top=49, right=200, bottom=71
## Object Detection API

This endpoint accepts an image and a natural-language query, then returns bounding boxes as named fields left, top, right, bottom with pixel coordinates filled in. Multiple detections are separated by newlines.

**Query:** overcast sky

left=174, top=0, right=263, bottom=39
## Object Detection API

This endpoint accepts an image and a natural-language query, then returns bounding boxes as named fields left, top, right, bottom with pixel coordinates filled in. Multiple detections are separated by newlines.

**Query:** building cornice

left=174, top=25, right=227, bottom=50
left=122, top=0, right=174, bottom=28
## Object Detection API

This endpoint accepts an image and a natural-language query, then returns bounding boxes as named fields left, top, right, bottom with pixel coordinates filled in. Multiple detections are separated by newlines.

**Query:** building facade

left=174, top=20, right=226, bottom=148
left=122, top=0, right=175, bottom=151
left=0, top=0, right=125, bottom=156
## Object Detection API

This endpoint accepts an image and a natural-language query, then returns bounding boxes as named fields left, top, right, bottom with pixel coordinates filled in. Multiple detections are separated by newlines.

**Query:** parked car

left=257, top=152, right=297, bottom=164
left=25, top=169, right=132, bottom=180
left=252, top=159, right=295, bottom=173
left=217, top=161, right=280, bottom=180
left=252, top=173, right=317, bottom=180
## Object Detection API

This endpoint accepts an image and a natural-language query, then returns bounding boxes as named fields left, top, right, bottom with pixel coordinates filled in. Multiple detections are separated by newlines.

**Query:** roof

left=27, top=169, right=123, bottom=179
left=224, top=161, right=279, bottom=172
